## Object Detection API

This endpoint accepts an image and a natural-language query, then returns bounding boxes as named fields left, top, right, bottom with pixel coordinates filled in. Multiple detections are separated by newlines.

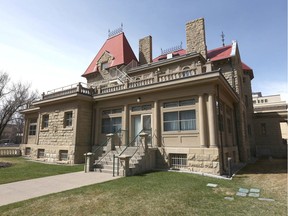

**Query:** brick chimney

left=186, top=18, right=207, bottom=59
left=139, top=36, right=152, bottom=65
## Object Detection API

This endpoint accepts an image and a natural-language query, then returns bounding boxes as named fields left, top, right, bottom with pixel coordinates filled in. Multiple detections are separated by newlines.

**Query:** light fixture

left=137, top=97, right=141, bottom=103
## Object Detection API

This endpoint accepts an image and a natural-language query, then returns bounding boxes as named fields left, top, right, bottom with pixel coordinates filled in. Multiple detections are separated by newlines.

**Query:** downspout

left=216, top=85, right=225, bottom=174
left=233, top=103, right=241, bottom=162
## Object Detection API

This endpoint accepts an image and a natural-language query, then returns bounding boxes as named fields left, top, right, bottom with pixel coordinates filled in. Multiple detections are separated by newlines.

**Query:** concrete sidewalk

left=0, top=172, right=121, bottom=206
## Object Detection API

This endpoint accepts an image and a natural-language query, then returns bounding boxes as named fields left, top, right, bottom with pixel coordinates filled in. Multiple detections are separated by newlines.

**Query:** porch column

left=122, top=104, right=129, bottom=146
left=94, top=106, right=100, bottom=145
left=153, top=100, right=160, bottom=147
left=207, top=93, right=218, bottom=147
left=198, top=94, right=207, bottom=147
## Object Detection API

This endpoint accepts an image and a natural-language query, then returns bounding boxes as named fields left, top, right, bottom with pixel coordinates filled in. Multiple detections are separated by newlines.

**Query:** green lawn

left=0, top=159, right=286, bottom=216
left=0, top=157, right=83, bottom=184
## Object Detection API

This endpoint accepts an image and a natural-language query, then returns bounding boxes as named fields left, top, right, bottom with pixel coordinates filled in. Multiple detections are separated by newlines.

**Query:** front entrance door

left=132, top=114, right=152, bottom=146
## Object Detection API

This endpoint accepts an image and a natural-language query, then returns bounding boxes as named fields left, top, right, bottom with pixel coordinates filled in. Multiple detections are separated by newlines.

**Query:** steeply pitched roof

left=207, top=45, right=232, bottom=61
left=82, top=32, right=138, bottom=77
left=242, top=62, right=254, bottom=79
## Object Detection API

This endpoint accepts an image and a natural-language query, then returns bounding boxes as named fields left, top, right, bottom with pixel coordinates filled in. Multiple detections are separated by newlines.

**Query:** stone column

left=198, top=94, right=207, bottom=147
left=122, top=104, right=129, bottom=146
left=118, top=155, right=131, bottom=176
left=106, top=133, right=115, bottom=150
left=153, top=100, right=159, bottom=147
left=139, top=132, right=148, bottom=152
left=84, top=152, right=94, bottom=172
left=207, top=93, right=218, bottom=147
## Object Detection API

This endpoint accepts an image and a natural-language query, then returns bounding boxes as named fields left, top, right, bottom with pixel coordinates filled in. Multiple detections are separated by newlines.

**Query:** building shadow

left=236, top=158, right=287, bottom=175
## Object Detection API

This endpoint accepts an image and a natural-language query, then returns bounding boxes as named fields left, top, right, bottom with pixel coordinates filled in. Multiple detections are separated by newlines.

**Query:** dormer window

left=101, top=61, right=109, bottom=70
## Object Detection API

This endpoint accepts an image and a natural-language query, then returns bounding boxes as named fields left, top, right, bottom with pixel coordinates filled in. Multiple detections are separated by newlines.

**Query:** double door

left=132, top=114, right=152, bottom=146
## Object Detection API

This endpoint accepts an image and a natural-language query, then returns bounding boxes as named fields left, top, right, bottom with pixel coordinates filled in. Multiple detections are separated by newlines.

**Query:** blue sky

left=0, top=0, right=287, bottom=100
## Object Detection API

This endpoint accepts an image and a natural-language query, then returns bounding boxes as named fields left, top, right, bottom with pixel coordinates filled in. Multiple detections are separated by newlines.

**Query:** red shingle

left=82, top=33, right=137, bottom=77
left=207, top=45, right=232, bottom=61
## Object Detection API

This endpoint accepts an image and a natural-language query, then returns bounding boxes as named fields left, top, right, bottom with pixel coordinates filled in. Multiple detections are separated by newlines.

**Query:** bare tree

left=0, top=71, right=39, bottom=139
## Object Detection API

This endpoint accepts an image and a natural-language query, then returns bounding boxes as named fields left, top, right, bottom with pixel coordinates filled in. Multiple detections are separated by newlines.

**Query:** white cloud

left=0, top=42, right=86, bottom=94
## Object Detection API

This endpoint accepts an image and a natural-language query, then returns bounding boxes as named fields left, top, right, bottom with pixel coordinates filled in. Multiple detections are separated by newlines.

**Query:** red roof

left=82, top=33, right=137, bottom=77
left=242, top=62, right=252, bottom=71
left=242, top=62, right=254, bottom=79
left=153, top=49, right=186, bottom=62
left=207, top=45, right=232, bottom=61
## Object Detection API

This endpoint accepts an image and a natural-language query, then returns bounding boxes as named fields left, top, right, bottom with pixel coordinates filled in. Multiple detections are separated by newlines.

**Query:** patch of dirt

left=235, top=159, right=287, bottom=200
left=0, top=162, right=13, bottom=168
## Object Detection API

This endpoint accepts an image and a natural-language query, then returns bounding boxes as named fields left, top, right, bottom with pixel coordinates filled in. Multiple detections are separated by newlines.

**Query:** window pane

left=179, top=99, right=195, bottom=106
left=164, top=122, right=179, bottom=131
left=164, top=112, right=178, bottom=121
left=164, top=102, right=178, bottom=108
left=102, top=118, right=111, bottom=133
left=180, top=110, right=196, bottom=130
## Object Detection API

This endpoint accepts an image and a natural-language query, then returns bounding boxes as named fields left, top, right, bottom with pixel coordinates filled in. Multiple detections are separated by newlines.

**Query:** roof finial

left=221, top=31, right=225, bottom=47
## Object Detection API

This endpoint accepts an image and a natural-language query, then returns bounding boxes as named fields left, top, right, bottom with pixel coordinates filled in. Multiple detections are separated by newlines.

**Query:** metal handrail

left=117, top=129, right=144, bottom=157
left=92, top=129, right=124, bottom=167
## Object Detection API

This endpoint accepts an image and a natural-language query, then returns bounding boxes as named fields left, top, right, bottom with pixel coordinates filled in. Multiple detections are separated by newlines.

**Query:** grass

left=0, top=157, right=83, bottom=184
left=0, top=158, right=286, bottom=216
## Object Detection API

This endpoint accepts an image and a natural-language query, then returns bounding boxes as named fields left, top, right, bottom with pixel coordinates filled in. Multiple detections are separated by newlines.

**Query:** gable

left=82, top=33, right=138, bottom=77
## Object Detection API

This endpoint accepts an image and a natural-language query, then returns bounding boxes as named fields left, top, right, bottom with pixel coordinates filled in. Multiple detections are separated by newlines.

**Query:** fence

left=0, top=147, right=21, bottom=157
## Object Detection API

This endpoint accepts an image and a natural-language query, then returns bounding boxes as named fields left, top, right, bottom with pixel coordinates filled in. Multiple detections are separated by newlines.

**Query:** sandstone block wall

left=139, top=36, right=152, bottom=65
left=186, top=18, right=207, bottom=59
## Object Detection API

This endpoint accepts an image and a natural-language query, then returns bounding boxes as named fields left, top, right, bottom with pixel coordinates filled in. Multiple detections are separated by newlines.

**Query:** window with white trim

left=29, top=119, right=37, bottom=135
left=163, top=99, right=196, bottom=132
left=101, top=108, right=122, bottom=134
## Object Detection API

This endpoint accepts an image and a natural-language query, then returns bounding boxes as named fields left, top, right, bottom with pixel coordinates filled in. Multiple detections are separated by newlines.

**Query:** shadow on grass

left=237, top=158, right=287, bottom=175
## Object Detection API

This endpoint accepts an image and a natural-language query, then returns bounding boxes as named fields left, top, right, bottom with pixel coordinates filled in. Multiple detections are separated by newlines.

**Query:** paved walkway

left=0, top=172, right=121, bottom=206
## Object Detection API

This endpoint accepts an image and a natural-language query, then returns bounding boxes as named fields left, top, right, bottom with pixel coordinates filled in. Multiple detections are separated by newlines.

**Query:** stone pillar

left=199, top=94, right=207, bottom=147
left=153, top=101, right=159, bottom=147
left=186, top=18, right=207, bottom=59
left=139, top=36, right=152, bottom=65
left=84, top=152, right=94, bottom=172
left=122, top=104, right=129, bottom=146
left=139, top=132, right=148, bottom=152
left=106, top=133, right=115, bottom=150
left=118, top=155, right=131, bottom=176
left=207, top=93, right=218, bottom=147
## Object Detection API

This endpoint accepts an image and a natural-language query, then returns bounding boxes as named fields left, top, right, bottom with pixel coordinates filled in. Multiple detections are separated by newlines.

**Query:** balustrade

left=41, top=69, right=197, bottom=100
left=0, top=148, right=21, bottom=156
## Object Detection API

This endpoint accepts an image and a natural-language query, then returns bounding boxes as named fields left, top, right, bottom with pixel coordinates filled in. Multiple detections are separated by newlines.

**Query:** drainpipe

left=216, top=85, right=225, bottom=174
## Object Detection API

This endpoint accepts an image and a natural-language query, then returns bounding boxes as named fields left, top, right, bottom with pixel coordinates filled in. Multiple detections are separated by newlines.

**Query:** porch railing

left=40, top=68, right=205, bottom=100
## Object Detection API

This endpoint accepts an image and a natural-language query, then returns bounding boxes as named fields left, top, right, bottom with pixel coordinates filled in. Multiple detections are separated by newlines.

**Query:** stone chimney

left=186, top=18, right=207, bottom=59
left=139, top=36, right=152, bottom=65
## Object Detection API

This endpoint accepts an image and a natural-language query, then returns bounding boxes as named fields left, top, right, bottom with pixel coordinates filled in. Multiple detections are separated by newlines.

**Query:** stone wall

left=186, top=18, right=207, bottom=59
left=187, top=148, right=220, bottom=175
left=139, top=36, right=152, bottom=65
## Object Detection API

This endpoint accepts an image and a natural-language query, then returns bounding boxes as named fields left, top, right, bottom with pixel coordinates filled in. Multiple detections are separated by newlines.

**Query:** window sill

left=63, top=127, right=73, bottom=131
left=40, top=129, right=49, bottom=132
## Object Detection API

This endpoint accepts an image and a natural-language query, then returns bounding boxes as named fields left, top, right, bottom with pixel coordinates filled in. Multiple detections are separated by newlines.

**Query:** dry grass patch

left=0, top=159, right=287, bottom=215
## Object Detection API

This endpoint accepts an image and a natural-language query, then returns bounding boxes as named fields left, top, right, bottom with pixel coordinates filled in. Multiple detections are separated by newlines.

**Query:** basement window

left=170, top=154, right=187, bottom=169
left=59, top=150, right=68, bottom=161
left=37, top=149, right=45, bottom=158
